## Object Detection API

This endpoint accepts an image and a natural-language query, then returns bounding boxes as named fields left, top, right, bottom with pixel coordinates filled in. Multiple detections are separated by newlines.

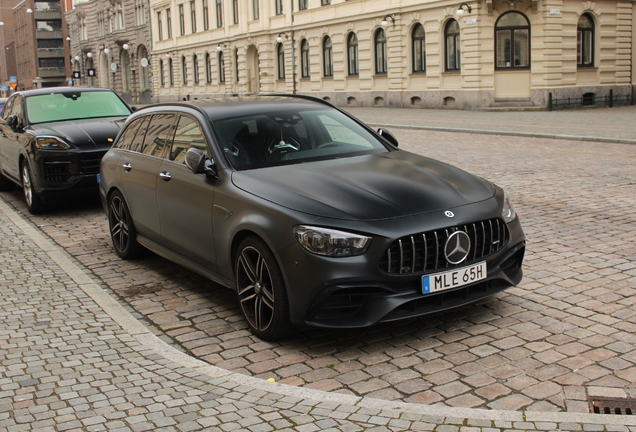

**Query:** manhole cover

left=589, top=397, right=636, bottom=415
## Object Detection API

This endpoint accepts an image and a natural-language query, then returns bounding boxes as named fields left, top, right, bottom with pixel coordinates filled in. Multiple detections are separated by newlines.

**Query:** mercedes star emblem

left=445, top=211, right=454, bottom=218
left=444, top=231, right=471, bottom=265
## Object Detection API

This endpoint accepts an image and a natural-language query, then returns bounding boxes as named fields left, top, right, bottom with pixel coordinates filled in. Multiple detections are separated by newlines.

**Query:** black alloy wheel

left=108, top=191, right=142, bottom=259
left=235, top=237, right=291, bottom=340
left=21, top=162, right=45, bottom=214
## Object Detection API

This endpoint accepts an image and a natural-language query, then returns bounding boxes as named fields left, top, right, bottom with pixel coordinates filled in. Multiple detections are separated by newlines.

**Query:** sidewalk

left=1, top=192, right=635, bottom=429
left=344, top=105, right=636, bottom=144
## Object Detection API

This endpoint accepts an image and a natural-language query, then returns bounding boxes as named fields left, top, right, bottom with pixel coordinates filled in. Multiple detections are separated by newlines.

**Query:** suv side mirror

left=377, top=128, right=399, bottom=148
left=6, top=115, right=20, bottom=131
left=185, top=147, right=217, bottom=177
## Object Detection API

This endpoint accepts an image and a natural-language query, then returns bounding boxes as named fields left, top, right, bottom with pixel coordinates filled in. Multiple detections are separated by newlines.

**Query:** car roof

left=137, top=95, right=336, bottom=121
left=13, top=87, right=116, bottom=98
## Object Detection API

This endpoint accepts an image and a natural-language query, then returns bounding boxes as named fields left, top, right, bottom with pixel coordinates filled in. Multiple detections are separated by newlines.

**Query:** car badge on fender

left=444, top=231, right=471, bottom=265
left=445, top=211, right=454, bottom=218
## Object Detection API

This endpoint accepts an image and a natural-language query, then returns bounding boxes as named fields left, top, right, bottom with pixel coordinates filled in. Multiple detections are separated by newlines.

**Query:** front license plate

left=422, top=262, right=487, bottom=294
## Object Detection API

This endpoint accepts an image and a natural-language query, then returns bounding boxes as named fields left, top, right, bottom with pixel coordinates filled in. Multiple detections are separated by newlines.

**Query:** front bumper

left=32, top=150, right=106, bottom=197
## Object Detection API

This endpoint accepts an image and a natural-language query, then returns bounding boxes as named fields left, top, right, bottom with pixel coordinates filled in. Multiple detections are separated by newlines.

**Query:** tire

left=235, top=236, right=292, bottom=340
left=21, top=162, right=45, bottom=214
left=107, top=191, right=143, bottom=259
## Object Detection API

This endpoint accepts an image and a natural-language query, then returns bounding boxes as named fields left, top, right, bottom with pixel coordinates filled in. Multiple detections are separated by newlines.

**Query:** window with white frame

left=182, top=56, right=188, bottom=84
left=323, top=36, right=333, bottom=77
left=300, top=39, right=310, bottom=78
left=134, top=0, right=145, bottom=26
left=277, top=43, right=285, bottom=79
left=412, top=23, right=425, bottom=72
left=374, top=28, right=387, bottom=74
left=190, top=0, right=197, bottom=32
left=156, top=11, right=163, bottom=40
left=193, top=54, right=199, bottom=83
left=253, top=0, right=259, bottom=19
left=218, top=51, right=225, bottom=82
left=577, top=13, right=594, bottom=67
left=203, top=0, right=209, bottom=30
left=166, top=8, right=172, bottom=37
left=347, top=32, right=358, bottom=76
left=216, top=0, right=223, bottom=27
left=445, top=19, right=460, bottom=71
left=275, top=0, right=283, bottom=15
left=179, top=4, right=185, bottom=35
left=495, top=12, right=529, bottom=69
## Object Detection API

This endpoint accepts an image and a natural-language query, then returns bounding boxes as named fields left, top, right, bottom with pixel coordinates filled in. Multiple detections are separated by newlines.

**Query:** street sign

left=10, top=82, right=17, bottom=90
left=87, top=68, right=96, bottom=77
left=9, top=76, right=17, bottom=84
left=72, top=71, right=81, bottom=79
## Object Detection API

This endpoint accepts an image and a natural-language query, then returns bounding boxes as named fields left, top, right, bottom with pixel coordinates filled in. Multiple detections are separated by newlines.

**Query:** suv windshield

left=26, top=91, right=131, bottom=124
left=213, top=108, right=389, bottom=170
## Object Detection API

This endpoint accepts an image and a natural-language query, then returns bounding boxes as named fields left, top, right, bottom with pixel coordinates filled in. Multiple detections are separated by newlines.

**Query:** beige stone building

left=152, top=0, right=636, bottom=109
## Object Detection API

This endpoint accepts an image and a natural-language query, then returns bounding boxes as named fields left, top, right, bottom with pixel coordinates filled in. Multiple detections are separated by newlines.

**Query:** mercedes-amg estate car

left=0, top=87, right=132, bottom=213
left=99, top=95, right=525, bottom=340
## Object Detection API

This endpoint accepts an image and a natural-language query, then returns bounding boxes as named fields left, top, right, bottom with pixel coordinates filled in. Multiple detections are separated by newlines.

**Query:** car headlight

left=35, top=136, right=72, bottom=150
left=293, top=225, right=371, bottom=257
left=502, top=193, right=516, bottom=223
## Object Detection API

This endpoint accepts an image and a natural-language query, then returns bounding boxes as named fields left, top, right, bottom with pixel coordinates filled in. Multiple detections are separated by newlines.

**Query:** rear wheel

left=108, top=191, right=142, bottom=259
left=235, top=236, right=292, bottom=340
left=21, top=162, right=45, bottom=214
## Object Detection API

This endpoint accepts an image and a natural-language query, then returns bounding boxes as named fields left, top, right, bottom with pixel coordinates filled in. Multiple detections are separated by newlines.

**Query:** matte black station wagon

left=99, top=95, right=525, bottom=340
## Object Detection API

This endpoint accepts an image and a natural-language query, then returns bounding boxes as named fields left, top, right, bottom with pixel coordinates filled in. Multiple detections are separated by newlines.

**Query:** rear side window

left=141, top=114, right=177, bottom=157
left=116, top=117, right=146, bottom=150
left=129, top=116, right=151, bottom=152
left=170, top=116, right=208, bottom=164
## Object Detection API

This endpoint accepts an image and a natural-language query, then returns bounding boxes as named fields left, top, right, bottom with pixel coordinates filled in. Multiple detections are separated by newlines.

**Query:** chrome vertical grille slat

left=379, top=217, right=510, bottom=275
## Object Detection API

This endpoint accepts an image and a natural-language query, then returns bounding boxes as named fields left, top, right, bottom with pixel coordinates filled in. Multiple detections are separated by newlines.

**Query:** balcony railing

left=36, top=30, right=64, bottom=39
left=34, top=10, right=61, bottom=20
left=38, top=48, right=65, bottom=58
left=38, top=67, right=66, bottom=77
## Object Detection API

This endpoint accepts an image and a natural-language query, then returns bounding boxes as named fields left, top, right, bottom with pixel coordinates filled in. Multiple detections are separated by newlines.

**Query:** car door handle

left=122, top=163, right=132, bottom=172
left=159, top=172, right=171, bottom=181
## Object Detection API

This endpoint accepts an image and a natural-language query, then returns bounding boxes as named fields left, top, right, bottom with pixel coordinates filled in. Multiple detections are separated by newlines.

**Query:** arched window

left=277, top=43, right=285, bottom=79
left=300, top=39, right=310, bottom=78
left=495, top=12, right=530, bottom=69
left=205, top=52, right=212, bottom=83
left=181, top=56, right=188, bottom=84
left=412, top=23, right=425, bottom=73
left=323, top=36, right=333, bottom=77
left=168, top=57, right=174, bottom=85
left=159, top=59, right=165, bottom=86
left=375, top=28, right=387, bottom=74
left=193, top=54, right=199, bottom=83
left=235, top=48, right=239, bottom=82
left=578, top=13, right=594, bottom=67
left=445, top=19, right=460, bottom=71
left=218, top=51, right=225, bottom=82
left=347, top=32, right=358, bottom=76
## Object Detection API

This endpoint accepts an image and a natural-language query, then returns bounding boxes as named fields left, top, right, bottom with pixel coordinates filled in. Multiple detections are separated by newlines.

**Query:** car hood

left=28, top=117, right=127, bottom=150
left=231, top=151, right=496, bottom=220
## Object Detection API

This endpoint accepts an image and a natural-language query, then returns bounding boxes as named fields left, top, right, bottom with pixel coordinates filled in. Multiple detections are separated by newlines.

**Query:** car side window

left=129, top=116, right=151, bottom=153
left=115, top=117, right=146, bottom=150
left=1, top=97, right=14, bottom=120
left=142, top=114, right=177, bottom=158
left=170, top=116, right=208, bottom=164
left=7, top=97, right=24, bottom=126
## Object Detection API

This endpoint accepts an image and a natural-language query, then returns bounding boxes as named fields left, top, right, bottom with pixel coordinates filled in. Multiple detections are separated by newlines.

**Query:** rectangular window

left=166, top=8, right=172, bottom=37
left=202, top=0, right=209, bottom=30
left=179, top=4, right=185, bottom=35
left=298, top=0, right=307, bottom=9
left=157, top=11, right=163, bottom=40
left=275, top=0, right=282, bottom=15
left=496, top=30, right=511, bottom=67
left=321, top=0, right=330, bottom=4
left=253, top=0, right=259, bottom=19
left=232, top=0, right=238, bottom=24
left=190, top=0, right=197, bottom=32
left=216, top=0, right=223, bottom=27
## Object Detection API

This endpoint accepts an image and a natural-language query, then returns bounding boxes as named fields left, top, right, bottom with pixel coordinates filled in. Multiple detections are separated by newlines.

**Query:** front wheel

left=21, top=162, right=45, bottom=214
left=108, top=191, right=143, bottom=259
left=235, top=237, right=292, bottom=340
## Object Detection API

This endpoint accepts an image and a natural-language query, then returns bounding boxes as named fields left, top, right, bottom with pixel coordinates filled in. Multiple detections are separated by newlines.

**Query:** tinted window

left=142, top=114, right=176, bottom=157
left=170, top=116, right=208, bottom=164
left=129, top=116, right=151, bottom=152
left=116, top=117, right=147, bottom=150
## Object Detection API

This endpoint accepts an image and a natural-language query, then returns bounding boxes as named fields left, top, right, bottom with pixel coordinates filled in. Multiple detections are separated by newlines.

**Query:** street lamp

left=381, top=14, right=395, bottom=28
left=276, top=32, right=288, bottom=43
left=456, top=3, right=472, bottom=17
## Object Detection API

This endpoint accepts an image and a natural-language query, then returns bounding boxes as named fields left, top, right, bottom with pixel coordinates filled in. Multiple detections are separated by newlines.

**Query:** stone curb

left=366, top=123, right=636, bottom=145
left=1, top=197, right=635, bottom=427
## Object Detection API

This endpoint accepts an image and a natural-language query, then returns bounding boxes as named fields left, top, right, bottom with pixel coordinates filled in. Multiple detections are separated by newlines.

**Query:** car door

left=155, top=114, right=217, bottom=269
left=0, top=95, right=25, bottom=181
left=119, top=113, right=177, bottom=244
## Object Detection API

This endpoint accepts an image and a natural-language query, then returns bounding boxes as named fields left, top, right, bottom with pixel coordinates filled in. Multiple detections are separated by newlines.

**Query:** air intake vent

left=589, top=397, right=636, bottom=415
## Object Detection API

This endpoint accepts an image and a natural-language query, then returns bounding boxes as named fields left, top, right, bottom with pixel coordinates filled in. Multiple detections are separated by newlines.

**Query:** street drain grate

left=589, top=397, right=636, bottom=415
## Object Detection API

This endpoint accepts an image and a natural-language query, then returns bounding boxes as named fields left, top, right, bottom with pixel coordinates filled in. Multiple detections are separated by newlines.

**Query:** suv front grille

left=379, top=218, right=509, bottom=275
left=79, top=152, right=106, bottom=175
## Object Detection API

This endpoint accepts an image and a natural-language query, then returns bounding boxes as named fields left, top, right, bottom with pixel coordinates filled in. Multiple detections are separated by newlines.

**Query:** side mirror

left=377, top=128, right=399, bottom=148
left=185, top=147, right=216, bottom=177
left=7, top=115, right=20, bottom=131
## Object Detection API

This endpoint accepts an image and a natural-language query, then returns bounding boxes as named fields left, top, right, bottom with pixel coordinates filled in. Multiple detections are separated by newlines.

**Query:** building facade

left=65, top=0, right=152, bottom=104
left=147, top=0, right=635, bottom=110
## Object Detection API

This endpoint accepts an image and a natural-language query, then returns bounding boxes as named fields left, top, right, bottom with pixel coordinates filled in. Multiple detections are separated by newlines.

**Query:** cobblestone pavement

left=1, top=107, right=636, bottom=423
left=1, top=179, right=635, bottom=431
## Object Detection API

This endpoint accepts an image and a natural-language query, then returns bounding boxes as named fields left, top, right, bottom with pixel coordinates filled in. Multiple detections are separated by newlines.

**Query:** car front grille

left=42, top=151, right=106, bottom=183
left=379, top=218, right=510, bottom=275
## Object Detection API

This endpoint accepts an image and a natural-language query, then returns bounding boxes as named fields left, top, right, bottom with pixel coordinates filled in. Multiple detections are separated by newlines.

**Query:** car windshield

left=26, top=91, right=131, bottom=124
left=212, top=108, right=389, bottom=170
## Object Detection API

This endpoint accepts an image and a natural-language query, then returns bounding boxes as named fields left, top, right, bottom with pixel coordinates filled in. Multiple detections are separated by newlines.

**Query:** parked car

left=99, top=95, right=525, bottom=340
left=0, top=87, right=132, bottom=213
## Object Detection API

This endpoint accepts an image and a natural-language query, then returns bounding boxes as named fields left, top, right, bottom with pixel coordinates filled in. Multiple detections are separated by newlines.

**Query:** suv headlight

left=35, top=136, right=72, bottom=150
left=293, top=225, right=371, bottom=257
left=502, top=193, right=516, bottom=223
